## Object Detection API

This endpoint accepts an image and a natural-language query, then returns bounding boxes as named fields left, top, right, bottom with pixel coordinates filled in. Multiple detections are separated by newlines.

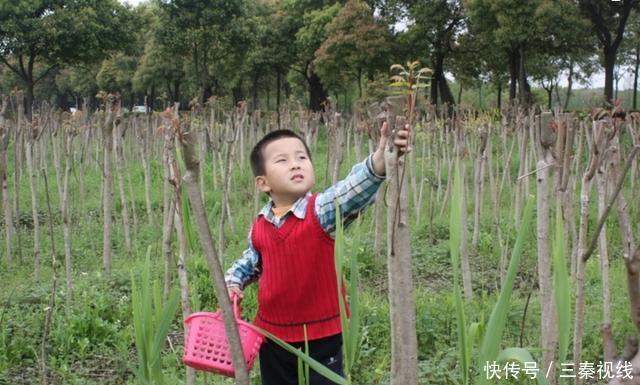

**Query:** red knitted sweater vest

left=251, top=193, right=343, bottom=342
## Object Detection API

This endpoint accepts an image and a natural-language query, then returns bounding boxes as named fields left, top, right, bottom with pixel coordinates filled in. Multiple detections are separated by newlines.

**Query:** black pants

left=259, top=333, right=344, bottom=385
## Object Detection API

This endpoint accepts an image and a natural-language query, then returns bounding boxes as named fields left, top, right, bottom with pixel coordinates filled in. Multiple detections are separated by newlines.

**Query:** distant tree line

left=2, top=0, right=640, bottom=119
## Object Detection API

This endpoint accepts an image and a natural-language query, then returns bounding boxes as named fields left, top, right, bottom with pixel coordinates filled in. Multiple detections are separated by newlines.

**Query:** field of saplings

left=0, top=91, right=639, bottom=385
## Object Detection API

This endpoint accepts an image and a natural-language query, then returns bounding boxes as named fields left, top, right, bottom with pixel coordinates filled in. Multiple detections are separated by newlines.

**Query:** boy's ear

left=255, top=175, right=271, bottom=194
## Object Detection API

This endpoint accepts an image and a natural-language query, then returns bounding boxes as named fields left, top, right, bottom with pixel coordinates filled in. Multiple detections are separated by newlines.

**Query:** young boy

left=225, top=122, right=409, bottom=385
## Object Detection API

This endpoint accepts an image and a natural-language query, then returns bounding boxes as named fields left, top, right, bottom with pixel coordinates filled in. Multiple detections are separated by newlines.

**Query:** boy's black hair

left=250, top=129, right=312, bottom=176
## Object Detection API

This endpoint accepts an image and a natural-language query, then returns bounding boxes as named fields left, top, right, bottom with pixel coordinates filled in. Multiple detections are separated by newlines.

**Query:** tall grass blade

left=141, top=251, right=153, bottom=376
left=479, top=195, right=535, bottom=363
left=449, top=161, right=469, bottom=385
left=334, top=201, right=351, bottom=375
left=346, top=219, right=360, bottom=369
left=296, top=326, right=311, bottom=385
left=130, top=271, right=148, bottom=382
left=553, top=206, right=571, bottom=363
left=149, top=287, right=180, bottom=368
left=130, top=249, right=181, bottom=385
left=304, top=325, right=310, bottom=385
left=298, top=356, right=305, bottom=385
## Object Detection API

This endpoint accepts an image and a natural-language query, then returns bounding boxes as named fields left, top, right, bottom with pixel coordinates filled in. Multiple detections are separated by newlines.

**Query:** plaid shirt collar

left=258, top=191, right=312, bottom=225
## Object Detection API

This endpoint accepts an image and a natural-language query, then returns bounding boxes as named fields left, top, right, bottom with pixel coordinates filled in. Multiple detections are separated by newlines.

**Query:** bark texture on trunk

left=26, top=131, right=41, bottom=283
left=165, top=130, right=196, bottom=385
left=165, top=109, right=250, bottom=385
left=535, top=112, right=558, bottom=385
left=102, top=99, right=116, bottom=275
left=386, top=116, right=419, bottom=385
left=0, top=98, right=13, bottom=264
left=114, top=117, right=132, bottom=256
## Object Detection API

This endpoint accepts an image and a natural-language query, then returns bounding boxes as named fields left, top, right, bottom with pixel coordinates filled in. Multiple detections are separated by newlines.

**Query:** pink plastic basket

left=182, top=296, right=264, bottom=377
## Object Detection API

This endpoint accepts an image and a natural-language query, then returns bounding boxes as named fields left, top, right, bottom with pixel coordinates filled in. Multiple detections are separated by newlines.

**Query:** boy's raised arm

left=315, top=122, right=410, bottom=237
left=315, top=154, right=385, bottom=237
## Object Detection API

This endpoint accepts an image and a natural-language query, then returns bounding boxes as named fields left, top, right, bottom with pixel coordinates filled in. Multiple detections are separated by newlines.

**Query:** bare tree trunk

left=51, top=121, right=64, bottom=203
left=354, top=121, right=364, bottom=162
left=373, top=184, right=385, bottom=260
left=165, top=131, right=197, bottom=385
left=61, top=129, right=76, bottom=299
left=414, top=134, right=428, bottom=226
left=102, top=99, right=116, bottom=275
left=78, top=125, right=88, bottom=212
left=326, top=112, right=346, bottom=185
left=40, top=169, right=57, bottom=385
left=386, top=116, right=419, bottom=385
left=199, top=127, right=206, bottom=206
left=114, top=117, right=132, bottom=256
left=498, top=135, right=516, bottom=211
left=536, top=155, right=557, bottom=383
left=459, top=160, right=472, bottom=300
left=137, top=117, right=154, bottom=225
left=14, top=98, right=24, bottom=262
left=211, top=145, right=219, bottom=191
left=611, top=145, right=635, bottom=260
left=597, top=154, right=612, bottom=334
left=514, top=119, right=528, bottom=227
left=471, top=131, right=488, bottom=251
left=0, top=98, right=14, bottom=264
left=167, top=109, right=250, bottom=385
left=26, top=130, right=41, bottom=283
left=535, top=112, right=558, bottom=385
left=453, top=122, right=473, bottom=301
left=570, top=123, right=585, bottom=277
left=127, top=170, right=139, bottom=237
left=573, top=120, right=604, bottom=385
left=162, top=130, right=175, bottom=298
left=218, top=108, right=244, bottom=254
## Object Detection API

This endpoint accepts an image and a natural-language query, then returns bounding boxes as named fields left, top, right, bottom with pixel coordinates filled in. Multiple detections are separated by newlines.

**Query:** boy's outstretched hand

left=371, top=121, right=411, bottom=176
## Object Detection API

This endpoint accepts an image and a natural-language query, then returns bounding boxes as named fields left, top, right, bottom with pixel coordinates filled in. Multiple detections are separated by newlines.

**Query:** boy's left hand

left=377, top=121, right=411, bottom=155
left=371, top=121, right=412, bottom=176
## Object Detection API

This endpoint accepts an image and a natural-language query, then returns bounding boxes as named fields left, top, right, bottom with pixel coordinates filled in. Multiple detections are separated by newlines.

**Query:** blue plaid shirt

left=225, top=154, right=385, bottom=289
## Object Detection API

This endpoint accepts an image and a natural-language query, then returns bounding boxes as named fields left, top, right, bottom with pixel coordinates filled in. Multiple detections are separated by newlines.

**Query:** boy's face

left=255, top=137, right=315, bottom=204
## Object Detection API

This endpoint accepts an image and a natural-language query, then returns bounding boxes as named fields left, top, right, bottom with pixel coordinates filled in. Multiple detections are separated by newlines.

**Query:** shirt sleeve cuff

left=225, top=274, right=243, bottom=288
left=365, top=154, right=386, bottom=181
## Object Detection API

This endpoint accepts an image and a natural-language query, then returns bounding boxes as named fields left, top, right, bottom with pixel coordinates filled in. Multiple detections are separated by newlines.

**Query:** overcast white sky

left=120, top=0, right=145, bottom=6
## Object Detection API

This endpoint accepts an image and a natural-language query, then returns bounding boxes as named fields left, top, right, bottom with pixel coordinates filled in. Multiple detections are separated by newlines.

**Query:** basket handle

left=232, top=293, right=241, bottom=319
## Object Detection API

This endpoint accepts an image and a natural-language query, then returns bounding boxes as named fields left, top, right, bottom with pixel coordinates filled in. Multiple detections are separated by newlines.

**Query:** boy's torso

left=252, top=193, right=343, bottom=342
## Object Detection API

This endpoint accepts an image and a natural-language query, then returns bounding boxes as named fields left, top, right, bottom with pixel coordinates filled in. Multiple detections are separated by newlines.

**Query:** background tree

left=620, top=9, right=640, bottom=110
left=291, top=2, right=342, bottom=111
left=0, top=0, right=132, bottom=120
left=133, top=37, right=186, bottom=107
left=467, top=0, right=544, bottom=105
left=314, top=0, right=391, bottom=99
left=534, top=0, right=595, bottom=110
left=97, top=54, right=138, bottom=107
left=578, top=0, right=639, bottom=103
left=402, top=0, right=465, bottom=106
left=156, top=0, right=247, bottom=104
left=55, top=65, right=100, bottom=110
